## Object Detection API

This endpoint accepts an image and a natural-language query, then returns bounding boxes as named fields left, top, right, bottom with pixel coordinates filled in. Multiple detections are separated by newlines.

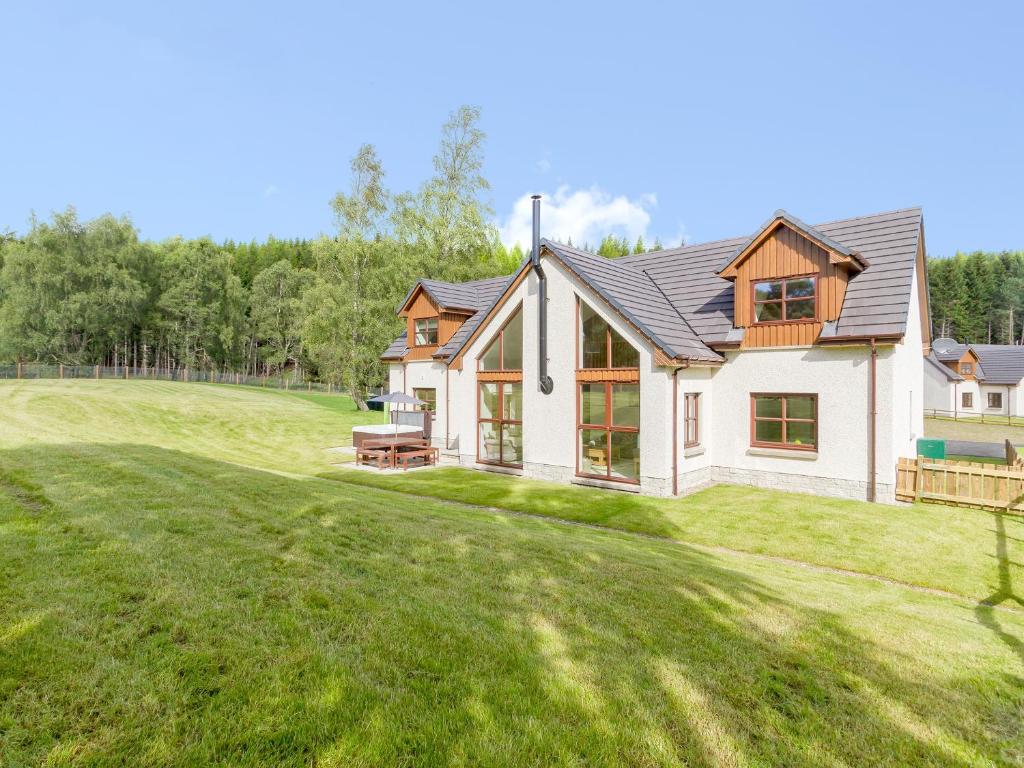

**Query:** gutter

left=869, top=338, right=877, bottom=503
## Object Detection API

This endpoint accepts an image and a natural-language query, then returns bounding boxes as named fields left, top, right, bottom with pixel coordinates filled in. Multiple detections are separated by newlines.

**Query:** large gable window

left=479, top=308, right=523, bottom=372
left=580, top=302, right=639, bottom=369
left=753, top=276, right=816, bottom=323
left=414, top=317, right=439, bottom=345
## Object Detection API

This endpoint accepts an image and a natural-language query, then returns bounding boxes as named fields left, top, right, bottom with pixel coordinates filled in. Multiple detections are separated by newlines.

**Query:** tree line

left=928, top=251, right=1024, bottom=344
left=1, top=106, right=1020, bottom=406
left=0, top=106, right=526, bottom=407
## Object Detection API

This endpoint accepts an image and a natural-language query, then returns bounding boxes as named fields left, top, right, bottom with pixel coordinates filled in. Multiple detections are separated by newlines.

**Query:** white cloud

left=498, top=185, right=659, bottom=250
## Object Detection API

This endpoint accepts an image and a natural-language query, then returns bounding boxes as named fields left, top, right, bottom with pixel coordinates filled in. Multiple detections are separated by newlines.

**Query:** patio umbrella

left=367, top=391, right=424, bottom=436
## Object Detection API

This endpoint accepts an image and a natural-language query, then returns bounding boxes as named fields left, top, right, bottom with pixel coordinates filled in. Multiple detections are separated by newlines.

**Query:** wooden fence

left=896, top=444, right=1024, bottom=512
left=924, top=408, right=1024, bottom=427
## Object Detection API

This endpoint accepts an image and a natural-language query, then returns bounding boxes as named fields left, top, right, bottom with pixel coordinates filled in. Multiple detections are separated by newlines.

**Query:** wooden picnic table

left=359, top=437, right=431, bottom=468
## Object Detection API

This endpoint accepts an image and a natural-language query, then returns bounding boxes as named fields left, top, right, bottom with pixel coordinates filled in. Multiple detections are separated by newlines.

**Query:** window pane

left=785, top=278, right=815, bottom=299
left=754, top=281, right=783, bottom=301
left=686, top=419, right=698, bottom=445
left=502, top=383, right=522, bottom=421
left=786, top=299, right=815, bottom=320
left=502, top=423, right=523, bottom=464
left=580, top=303, right=609, bottom=368
left=479, top=422, right=501, bottom=462
left=785, top=396, right=815, bottom=420
left=786, top=420, right=816, bottom=448
left=579, top=383, right=606, bottom=425
left=501, top=310, right=523, bottom=370
left=580, top=429, right=608, bottom=476
left=480, top=338, right=501, bottom=371
left=755, top=419, right=783, bottom=443
left=754, top=301, right=782, bottom=322
left=610, top=431, right=640, bottom=480
left=611, top=384, right=640, bottom=428
left=755, top=396, right=782, bottom=418
left=610, top=328, right=639, bottom=367
left=414, top=388, right=436, bottom=412
left=479, top=383, right=499, bottom=420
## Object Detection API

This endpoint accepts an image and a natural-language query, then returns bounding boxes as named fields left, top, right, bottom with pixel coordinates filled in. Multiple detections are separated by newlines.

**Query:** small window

left=959, top=363, right=973, bottom=375
left=684, top=393, right=700, bottom=448
left=479, top=308, right=523, bottom=371
left=413, top=387, right=436, bottom=412
left=988, top=392, right=1003, bottom=409
left=414, top=317, right=438, bottom=346
left=753, top=276, right=817, bottom=323
left=962, top=392, right=973, bottom=409
left=751, top=394, right=817, bottom=450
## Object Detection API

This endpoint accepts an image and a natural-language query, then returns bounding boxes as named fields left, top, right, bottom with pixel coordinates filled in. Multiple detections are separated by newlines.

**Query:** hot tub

left=352, top=424, right=423, bottom=449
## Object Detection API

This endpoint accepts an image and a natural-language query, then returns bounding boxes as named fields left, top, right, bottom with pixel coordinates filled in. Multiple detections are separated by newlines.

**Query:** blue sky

left=2, top=1, right=1022, bottom=255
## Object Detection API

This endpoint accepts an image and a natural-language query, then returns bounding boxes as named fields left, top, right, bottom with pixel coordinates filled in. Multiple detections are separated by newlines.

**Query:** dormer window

left=414, top=317, right=439, bottom=346
left=959, top=363, right=973, bottom=376
left=753, top=276, right=816, bottom=323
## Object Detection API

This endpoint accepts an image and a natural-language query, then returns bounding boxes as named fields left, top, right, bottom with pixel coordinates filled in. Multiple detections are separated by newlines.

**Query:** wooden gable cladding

left=732, top=224, right=850, bottom=349
left=401, top=287, right=472, bottom=361
left=944, top=349, right=980, bottom=380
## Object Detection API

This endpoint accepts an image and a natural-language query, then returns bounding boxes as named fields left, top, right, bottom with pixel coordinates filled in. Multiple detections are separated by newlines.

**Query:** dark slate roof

left=380, top=332, right=408, bottom=361
left=399, top=276, right=510, bottom=314
left=925, top=352, right=963, bottom=382
left=542, top=240, right=724, bottom=363
left=967, top=345, right=1024, bottom=385
left=431, top=272, right=519, bottom=362
left=622, top=207, right=923, bottom=343
left=934, top=343, right=969, bottom=362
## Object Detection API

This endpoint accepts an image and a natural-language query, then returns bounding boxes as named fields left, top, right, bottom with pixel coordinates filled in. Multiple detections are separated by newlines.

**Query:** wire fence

left=0, top=362, right=364, bottom=396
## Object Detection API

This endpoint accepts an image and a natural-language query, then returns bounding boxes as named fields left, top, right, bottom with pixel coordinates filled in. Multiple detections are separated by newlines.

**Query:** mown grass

left=926, top=416, right=1024, bottom=446
left=327, top=466, right=1024, bottom=603
left=1, top=381, right=1023, bottom=766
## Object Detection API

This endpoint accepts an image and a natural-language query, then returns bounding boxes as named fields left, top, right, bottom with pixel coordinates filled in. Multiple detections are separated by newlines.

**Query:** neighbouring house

left=924, top=339, right=1024, bottom=416
left=382, top=201, right=930, bottom=503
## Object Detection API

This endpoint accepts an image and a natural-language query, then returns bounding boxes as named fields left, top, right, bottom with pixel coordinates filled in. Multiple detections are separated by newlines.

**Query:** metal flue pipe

left=532, top=195, right=554, bottom=395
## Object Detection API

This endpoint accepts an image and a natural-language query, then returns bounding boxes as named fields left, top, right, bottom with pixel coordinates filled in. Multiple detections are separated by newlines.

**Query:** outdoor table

left=361, top=437, right=430, bottom=468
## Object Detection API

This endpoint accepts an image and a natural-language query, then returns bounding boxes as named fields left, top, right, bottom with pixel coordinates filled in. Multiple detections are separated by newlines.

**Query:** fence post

left=16, top=362, right=21, bottom=379
left=308, top=381, right=312, bottom=392
left=95, top=364, right=100, bottom=380
left=59, top=364, right=64, bottom=380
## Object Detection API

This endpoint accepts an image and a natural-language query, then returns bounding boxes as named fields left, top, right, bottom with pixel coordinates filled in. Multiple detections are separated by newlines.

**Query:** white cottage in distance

left=382, top=198, right=931, bottom=503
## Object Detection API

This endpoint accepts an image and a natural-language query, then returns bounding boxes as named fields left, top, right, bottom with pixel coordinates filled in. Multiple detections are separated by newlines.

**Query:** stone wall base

left=710, top=465, right=896, bottom=504
left=456, top=457, right=895, bottom=504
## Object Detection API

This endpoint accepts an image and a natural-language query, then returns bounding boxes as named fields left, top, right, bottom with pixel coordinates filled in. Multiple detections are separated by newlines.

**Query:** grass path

left=325, top=466, right=1024, bottom=604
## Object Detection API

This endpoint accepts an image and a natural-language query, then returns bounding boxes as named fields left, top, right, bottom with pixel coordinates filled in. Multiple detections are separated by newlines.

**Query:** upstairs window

left=959, top=363, right=973, bottom=376
left=753, top=276, right=816, bottom=323
left=414, top=317, right=439, bottom=346
left=479, top=308, right=523, bottom=371
left=580, top=302, right=639, bottom=368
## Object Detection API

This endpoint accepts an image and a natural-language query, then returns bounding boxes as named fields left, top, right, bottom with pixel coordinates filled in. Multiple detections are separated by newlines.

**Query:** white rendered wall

left=674, top=367, right=715, bottom=492
left=889, top=267, right=926, bottom=466
left=387, top=360, right=447, bottom=447
left=923, top=362, right=956, bottom=412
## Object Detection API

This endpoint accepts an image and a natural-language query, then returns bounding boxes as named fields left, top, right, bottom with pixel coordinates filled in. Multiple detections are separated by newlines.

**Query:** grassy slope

left=1, top=381, right=1022, bottom=765
left=0, top=380, right=383, bottom=475
left=327, top=467, right=1024, bottom=603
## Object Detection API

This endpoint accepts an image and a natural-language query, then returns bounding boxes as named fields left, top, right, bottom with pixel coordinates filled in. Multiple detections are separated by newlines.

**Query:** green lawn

left=1, top=381, right=1023, bottom=766
left=326, top=466, right=1023, bottom=603
left=926, top=415, right=1024, bottom=446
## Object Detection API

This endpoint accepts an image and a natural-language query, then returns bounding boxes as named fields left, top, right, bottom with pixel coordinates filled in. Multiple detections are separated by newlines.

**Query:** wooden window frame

left=750, top=393, right=818, bottom=452
left=750, top=274, right=819, bottom=326
left=413, top=387, right=436, bottom=413
left=959, top=363, right=973, bottom=376
left=684, top=392, right=700, bottom=448
left=577, top=296, right=640, bottom=370
left=477, top=304, right=523, bottom=374
left=962, top=392, right=974, bottom=409
left=477, top=381, right=523, bottom=468
left=413, top=317, right=439, bottom=346
left=987, top=391, right=1002, bottom=409
left=576, top=381, right=641, bottom=484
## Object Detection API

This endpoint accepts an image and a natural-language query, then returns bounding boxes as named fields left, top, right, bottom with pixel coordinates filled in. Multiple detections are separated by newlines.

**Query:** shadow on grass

left=1, top=443, right=1021, bottom=765
left=977, top=512, right=1024, bottom=666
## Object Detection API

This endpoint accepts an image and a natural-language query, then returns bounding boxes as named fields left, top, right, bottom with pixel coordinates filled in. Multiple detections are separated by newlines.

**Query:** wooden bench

left=394, top=447, right=439, bottom=471
left=356, top=447, right=391, bottom=469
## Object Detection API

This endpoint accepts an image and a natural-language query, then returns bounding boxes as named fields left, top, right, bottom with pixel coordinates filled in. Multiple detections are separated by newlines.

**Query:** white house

left=382, top=202, right=931, bottom=504
left=923, top=339, right=1024, bottom=416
